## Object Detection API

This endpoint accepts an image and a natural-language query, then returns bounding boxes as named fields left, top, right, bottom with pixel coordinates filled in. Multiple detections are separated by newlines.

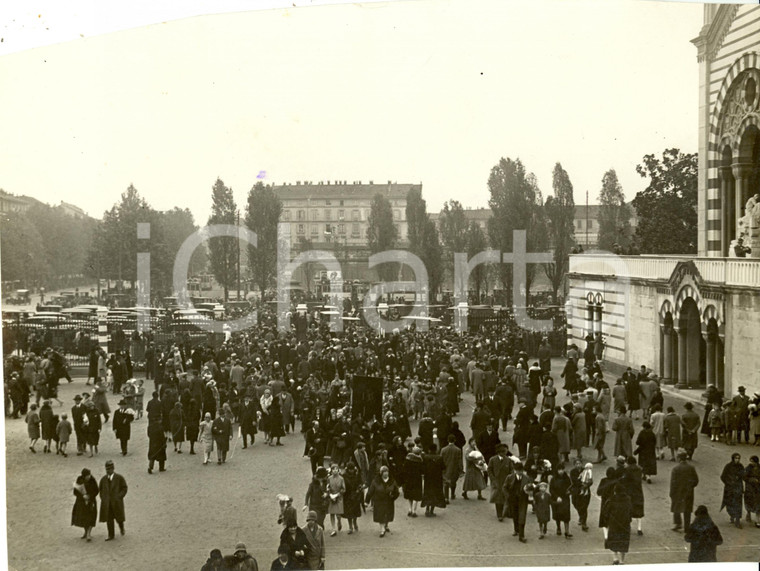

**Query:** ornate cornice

left=692, top=4, right=741, bottom=63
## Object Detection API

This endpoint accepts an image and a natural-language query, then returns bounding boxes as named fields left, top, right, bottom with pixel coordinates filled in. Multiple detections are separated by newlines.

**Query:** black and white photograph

left=1, top=0, right=759, bottom=569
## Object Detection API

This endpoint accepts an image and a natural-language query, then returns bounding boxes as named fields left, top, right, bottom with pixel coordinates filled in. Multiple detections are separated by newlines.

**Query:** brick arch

left=674, top=284, right=702, bottom=316
left=659, top=299, right=674, bottom=322
left=702, top=303, right=723, bottom=329
left=710, top=52, right=760, bottom=152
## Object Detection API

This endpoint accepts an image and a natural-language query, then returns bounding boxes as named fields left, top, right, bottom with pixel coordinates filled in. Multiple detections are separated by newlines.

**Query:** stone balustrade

left=569, top=253, right=760, bottom=287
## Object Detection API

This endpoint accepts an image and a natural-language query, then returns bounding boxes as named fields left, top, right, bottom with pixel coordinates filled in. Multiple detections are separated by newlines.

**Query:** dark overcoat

left=99, top=473, right=128, bottom=523
left=670, top=461, right=699, bottom=513
left=365, top=477, right=399, bottom=524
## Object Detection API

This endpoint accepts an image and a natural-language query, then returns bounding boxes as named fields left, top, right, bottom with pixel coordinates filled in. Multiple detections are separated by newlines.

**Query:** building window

left=325, top=209, right=331, bottom=221
left=352, top=223, right=360, bottom=237
left=311, top=210, right=317, bottom=221
left=352, top=210, right=360, bottom=221
left=311, top=224, right=318, bottom=236
left=394, top=210, right=400, bottom=220
left=339, top=200, right=344, bottom=206
left=338, top=224, right=345, bottom=235
left=282, top=210, right=291, bottom=221
left=325, top=200, right=332, bottom=206
left=297, top=210, right=305, bottom=221
left=297, top=224, right=305, bottom=234
left=338, top=209, right=345, bottom=220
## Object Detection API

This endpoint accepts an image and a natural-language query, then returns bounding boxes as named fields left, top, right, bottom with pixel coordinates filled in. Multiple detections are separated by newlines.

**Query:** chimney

left=296, top=181, right=301, bottom=185
left=369, top=180, right=373, bottom=185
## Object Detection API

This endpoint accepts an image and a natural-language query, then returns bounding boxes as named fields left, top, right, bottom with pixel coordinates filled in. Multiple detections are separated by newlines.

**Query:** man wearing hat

left=488, top=443, right=512, bottom=521
left=733, top=386, right=751, bottom=444
left=681, top=403, right=701, bottom=460
left=99, top=460, right=128, bottom=541
left=71, top=394, right=87, bottom=456
left=669, top=450, right=699, bottom=533
left=503, top=460, right=529, bottom=542
left=231, top=542, right=258, bottom=570
left=112, top=399, right=134, bottom=456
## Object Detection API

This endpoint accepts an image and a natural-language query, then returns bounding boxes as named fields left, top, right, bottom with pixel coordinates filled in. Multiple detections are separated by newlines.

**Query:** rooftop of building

left=272, top=181, right=419, bottom=201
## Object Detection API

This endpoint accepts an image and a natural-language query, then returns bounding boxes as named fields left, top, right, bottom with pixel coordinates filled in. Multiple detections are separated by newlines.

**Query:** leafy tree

left=438, top=200, right=468, bottom=288
left=207, top=178, right=238, bottom=301
left=245, top=181, right=282, bottom=298
left=464, top=221, right=488, bottom=302
left=597, top=169, right=633, bottom=252
left=487, top=157, right=546, bottom=303
left=405, top=186, right=427, bottom=251
left=367, top=193, right=398, bottom=282
left=421, top=217, right=443, bottom=296
left=86, top=184, right=155, bottom=291
left=159, top=207, right=207, bottom=282
left=632, top=149, right=698, bottom=255
left=543, top=163, right=576, bottom=303
left=0, top=211, right=48, bottom=286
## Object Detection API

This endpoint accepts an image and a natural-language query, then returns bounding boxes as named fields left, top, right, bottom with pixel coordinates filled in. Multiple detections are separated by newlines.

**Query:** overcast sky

left=0, top=0, right=708, bottom=223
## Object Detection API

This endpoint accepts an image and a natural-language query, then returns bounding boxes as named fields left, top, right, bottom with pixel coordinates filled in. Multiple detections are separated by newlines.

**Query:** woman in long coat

left=269, top=394, right=286, bottom=446
left=663, top=407, right=682, bottom=460
left=39, top=400, right=57, bottom=453
left=622, top=457, right=645, bottom=534
left=744, top=455, right=760, bottom=527
left=403, top=447, right=424, bottom=514
left=604, top=484, right=632, bottom=565
left=596, top=467, right=618, bottom=531
left=71, top=468, right=99, bottom=541
left=612, top=407, right=634, bottom=458
left=326, top=463, right=345, bottom=536
left=305, top=467, right=329, bottom=528
left=92, top=381, right=110, bottom=422
left=551, top=409, right=571, bottom=462
left=364, top=466, right=400, bottom=537
left=634, top=422, right=658, bottom=483
left=342, top=462, right=364, bottom=533
left=685, top=505, right=723, bottom=562
left=550, top=463, right=573, bottom=537
left=84, top=401, right=102, bottom=457
left=184, top=398, right=200, bottom=455
left=169, top=401, right=185, bottom=453
left=198, top=412, right=215, bottom=465
left=462, top=440, right=486, bottom=500
left=421, top=446, right=447, bottom=516
left=720, top=453, right=745, bottom=527
left=147, top=421, right=167, bottom=473
left=571, top=407, right=586, bottom=460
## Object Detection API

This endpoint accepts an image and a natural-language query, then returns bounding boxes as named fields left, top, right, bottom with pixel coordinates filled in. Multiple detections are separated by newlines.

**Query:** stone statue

left=744, top=193, right=760, bottom=258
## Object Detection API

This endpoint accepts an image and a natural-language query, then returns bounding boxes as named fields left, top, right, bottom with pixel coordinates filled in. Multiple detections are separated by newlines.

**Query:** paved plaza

left=5, top=368, right=759, bottom=570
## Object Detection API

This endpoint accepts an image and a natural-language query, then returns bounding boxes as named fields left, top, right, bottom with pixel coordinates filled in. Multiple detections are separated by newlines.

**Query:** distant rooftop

left=272, top=181, right=419, bottom=201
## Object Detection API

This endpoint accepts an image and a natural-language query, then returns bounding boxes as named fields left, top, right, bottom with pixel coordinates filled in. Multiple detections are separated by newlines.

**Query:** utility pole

left=236, top=210, right=241, bottom=301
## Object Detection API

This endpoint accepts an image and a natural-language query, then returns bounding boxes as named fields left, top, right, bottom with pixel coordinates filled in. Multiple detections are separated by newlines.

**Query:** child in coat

left=708, top=406, right=723, bottom=442
left=56, top=413, right=72, bottom=457
left=534, top=482, right=552, bottom=539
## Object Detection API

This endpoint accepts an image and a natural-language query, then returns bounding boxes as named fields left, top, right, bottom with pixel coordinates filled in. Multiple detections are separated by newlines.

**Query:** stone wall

left=725, top=289, right=760, bottom=397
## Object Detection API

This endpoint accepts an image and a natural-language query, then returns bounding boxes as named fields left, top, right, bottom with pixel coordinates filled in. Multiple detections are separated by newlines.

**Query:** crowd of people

left=5, top=306, right=760, bottom=568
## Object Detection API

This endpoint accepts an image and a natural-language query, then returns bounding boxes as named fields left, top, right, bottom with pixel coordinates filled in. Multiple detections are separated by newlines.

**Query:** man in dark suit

left=112, top=399, right=134, bottom=455
left=487, top=443, right=512, bottom=521
left=476, top=423, right=501, bottom=466
left=99, top=460, right=128, bottom=540
left=71, top=394, right=87, bottom=456
left=504, top=460, right=529, bottom=542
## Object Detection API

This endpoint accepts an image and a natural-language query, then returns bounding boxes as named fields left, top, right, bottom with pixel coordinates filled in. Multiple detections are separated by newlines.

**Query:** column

left=705, top=332, right=716, bottom=387
left=676, top=328, right=688, bottom=389
left=97, top=308, right=109, bottom=353
left=733, top=163, right=752, bottom=235
left=719, top=167, right=731, bottom=256
left=662, top=326, right=673, bottom=382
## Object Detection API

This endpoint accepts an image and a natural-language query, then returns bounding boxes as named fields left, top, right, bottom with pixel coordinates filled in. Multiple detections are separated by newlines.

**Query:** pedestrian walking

left=720, top=452, right=745, bottom=528
left=71, top=467, right=98, bottom=541
left=612, top=407, right=634, bottom=459
left=303, top=511, right=325, bottom=570
left=550, top=462, right=573, bottom=538
left=570, top=460, right=593, bottom=532
left=342, top=462, right=364, bottom=534
left=622, top=456, right=645, bottom=536
left=99, top=460, right=127, bottom=541
left=112, top=400, right=134, bottom=456
left=403, top=446, right=424, bottom=516
left=649, top=405, right=666, bottom=459
left=39, top=400, right=56, bottom=453
left=681, top=403, right=701, bottom=460
left=84, top=400, right=102, bottom=458
left=147, top=421, right=167, bottom=474
left=170, top=401, right=184, bottom=453
left=663, top=406, right=682, bottom=461
left=441, top=434, right=463, bottom=501
left=364, top=465, right=400, bottom=537
left=279, top=519, right=310, bottom=569
left=199, top=412, right=215, bottom=465
left=212, top=410, right=232, bottom=464
left=634, top=422, right=657, bottom=483
left=326, top=463, right=345, bottom=536
left=592, top=405, right=607, bottom=463
left=71, top=395, right=87, bottom=456
left=685, top=505, right=723, bottom=562
left=487, top=443, right=512, bottom=521
left=421, top=443, right=446, bottom=517
left=462, top=440, right=486, bottom=500
left=670, top=450, right=699, bottom=532
left=304, top=467, right=329, bottom=528
left=503, top=460, right=530, bottom=543
left=56, top=413, right=72, bottom=457
left=231, top=543, right=259, bottom=571
left=744, top=455, right=760, bottom=527
left=604, top=484, right=632, bottom=565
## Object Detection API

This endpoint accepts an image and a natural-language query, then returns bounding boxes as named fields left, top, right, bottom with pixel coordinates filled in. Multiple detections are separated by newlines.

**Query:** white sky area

left=0, top=0, right=713, bottom=225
